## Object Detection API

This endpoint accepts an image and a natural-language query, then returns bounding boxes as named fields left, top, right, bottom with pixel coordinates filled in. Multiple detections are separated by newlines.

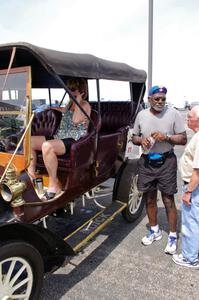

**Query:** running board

left=64, top=200, right=127, bottom=253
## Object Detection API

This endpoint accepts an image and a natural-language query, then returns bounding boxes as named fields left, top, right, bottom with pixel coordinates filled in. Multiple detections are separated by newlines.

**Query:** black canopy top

left=0, top=42, right=146, bottom=88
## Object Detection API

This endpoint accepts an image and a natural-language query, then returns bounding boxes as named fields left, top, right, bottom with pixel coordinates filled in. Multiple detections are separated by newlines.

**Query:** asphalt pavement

left=40, top=111, right=198, bottom=300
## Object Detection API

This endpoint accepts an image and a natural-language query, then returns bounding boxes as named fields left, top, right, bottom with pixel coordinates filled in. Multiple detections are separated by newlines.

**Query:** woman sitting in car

left=28, top=78, right=91, bottom=200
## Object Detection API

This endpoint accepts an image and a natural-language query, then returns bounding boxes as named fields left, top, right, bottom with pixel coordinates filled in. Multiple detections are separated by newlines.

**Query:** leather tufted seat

left=90, top=101, right=135, bottom=134
left=31, top=109, right=62, bottom=138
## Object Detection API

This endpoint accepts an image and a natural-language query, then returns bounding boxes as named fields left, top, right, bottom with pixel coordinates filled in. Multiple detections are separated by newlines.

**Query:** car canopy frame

left=0, top=42, right=147, bottom=88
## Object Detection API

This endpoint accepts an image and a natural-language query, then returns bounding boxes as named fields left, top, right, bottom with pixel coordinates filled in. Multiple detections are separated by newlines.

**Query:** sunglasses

left=152, top=96, right=166, bottom=102
left=69, top=87, right=78, bottom=92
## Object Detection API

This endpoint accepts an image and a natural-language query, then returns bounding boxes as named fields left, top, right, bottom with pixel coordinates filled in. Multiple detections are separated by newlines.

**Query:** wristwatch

left=165, top=134, right=172, bottom=142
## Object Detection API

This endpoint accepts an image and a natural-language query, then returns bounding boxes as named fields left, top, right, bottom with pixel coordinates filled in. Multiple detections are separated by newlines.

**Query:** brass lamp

left=0, top=165, right=26, bottom=206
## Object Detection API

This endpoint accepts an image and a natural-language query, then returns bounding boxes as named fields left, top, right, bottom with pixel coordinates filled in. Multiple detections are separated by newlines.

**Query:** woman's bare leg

left=42, top=139, right=65, bottom=192
left=28, top=136, right=46, bottom=179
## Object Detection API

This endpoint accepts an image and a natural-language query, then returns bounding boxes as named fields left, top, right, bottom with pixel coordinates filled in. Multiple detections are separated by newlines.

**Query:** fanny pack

left=143, top=151, right=173, bottom=168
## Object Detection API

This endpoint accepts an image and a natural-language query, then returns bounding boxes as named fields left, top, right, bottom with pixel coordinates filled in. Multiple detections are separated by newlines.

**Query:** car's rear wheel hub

left=128, top=174, right=143, bottom=214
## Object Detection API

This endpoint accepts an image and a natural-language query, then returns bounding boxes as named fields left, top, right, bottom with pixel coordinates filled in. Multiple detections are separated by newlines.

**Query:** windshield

left=0, top=66, right=31, bottom=171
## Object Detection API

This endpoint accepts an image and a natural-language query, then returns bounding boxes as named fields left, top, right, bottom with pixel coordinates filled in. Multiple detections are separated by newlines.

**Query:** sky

left=0, top=0, right=199, bottom=107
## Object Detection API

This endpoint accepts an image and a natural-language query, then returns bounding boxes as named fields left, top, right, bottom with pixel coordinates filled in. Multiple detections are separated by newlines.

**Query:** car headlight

left=1, top=181, right=26, bottom=202
left=0, top=165, right=26, bottom=205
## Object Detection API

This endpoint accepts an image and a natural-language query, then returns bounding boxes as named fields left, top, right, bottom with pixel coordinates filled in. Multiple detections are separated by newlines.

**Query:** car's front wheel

left=0, top=241, right=44, bottom=300
left=113, top=159, right=145, bottom=222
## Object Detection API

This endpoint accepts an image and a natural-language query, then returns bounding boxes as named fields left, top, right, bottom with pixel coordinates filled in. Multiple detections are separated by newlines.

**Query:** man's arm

left=151, top=131, right=187, bottom=145
left=187, top=168, right=199, bottom=192
left=131, top=135, right=142, bottom=146
left=167, top=131, right=187, bottom=145
left=183, top=168, right=199, bottom=205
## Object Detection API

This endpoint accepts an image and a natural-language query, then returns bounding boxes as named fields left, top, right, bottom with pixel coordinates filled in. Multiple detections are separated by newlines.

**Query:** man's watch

left=165, top=134, right=172, bottom=142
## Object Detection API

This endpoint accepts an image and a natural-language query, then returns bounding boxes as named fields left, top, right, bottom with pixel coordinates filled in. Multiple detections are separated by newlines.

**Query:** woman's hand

left=72, top=91, right=84, bottom=104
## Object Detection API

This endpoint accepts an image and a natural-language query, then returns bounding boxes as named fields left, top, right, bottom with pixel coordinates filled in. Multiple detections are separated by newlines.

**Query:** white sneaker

left=164, top=236, right=177, bottom=255
left=172, top=254, right=199, bottom=269
left=142, top=229, right=162, bottom=246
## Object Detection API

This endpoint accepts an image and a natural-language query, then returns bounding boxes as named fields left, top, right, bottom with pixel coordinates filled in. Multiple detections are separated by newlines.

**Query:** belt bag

left=143, top=151, right=174, bottom=168
left=147, top=153, right=165, bottom=167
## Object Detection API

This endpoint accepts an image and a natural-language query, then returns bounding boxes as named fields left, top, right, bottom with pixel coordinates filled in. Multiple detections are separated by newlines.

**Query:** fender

left=0, top=222, right=75, bottom=265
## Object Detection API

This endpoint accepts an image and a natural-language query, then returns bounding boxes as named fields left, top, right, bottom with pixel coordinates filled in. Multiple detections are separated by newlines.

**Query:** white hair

left=191, top=105, right=199, bottom=119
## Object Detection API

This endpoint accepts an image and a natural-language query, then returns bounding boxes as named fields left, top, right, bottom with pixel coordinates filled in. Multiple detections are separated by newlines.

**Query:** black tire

left=113, top=159, right=145, bottom=222
left=0, top=241, right=44, bottom=300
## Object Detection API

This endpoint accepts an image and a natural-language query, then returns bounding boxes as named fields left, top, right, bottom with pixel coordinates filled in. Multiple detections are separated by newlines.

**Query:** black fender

left=112, top=160, right=128, bottom=200
left=0, top=222, right=75, bottom=271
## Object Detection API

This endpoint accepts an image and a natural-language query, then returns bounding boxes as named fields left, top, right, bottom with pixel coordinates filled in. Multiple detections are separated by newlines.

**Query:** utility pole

left=148, top=0, right=153, bottom=93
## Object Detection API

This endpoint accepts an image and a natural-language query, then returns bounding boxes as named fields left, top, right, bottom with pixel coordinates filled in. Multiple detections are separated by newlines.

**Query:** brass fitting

left=0, top=165, right=26, bottom=206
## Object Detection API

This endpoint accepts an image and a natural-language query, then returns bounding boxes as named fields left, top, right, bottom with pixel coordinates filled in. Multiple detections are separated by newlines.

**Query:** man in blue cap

left=132, top=85, right=187, bottom=254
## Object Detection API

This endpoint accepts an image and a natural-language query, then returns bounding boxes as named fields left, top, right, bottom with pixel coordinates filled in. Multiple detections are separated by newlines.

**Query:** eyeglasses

left=152, top=96, right=166, bottom=102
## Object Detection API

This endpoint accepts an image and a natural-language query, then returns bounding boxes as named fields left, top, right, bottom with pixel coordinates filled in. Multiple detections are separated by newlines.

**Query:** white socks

left=150, top=226, right=177, bottom=238
left=169, top=231, right=177, bottom=238
left=151, top=224, right=159, bottom=233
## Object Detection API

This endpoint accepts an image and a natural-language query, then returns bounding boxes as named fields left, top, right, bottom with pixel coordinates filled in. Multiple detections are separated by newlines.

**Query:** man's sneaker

left=172, top=254, right=199, bottom=269
left=164, top=236, right=177, bottom=255
left=142, top=229, right=162, bottom=245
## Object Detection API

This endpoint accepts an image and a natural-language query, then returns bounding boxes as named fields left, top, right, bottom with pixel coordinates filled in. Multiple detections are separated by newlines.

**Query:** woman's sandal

left=42, top=191, right=56, bottom=201
left=42, top=189, right=62, bottom=201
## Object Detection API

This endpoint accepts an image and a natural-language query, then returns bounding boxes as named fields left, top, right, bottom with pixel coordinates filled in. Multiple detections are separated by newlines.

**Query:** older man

left=132, top=85, right=187, bottom=254
left=172, top=105, right=199, bottom=268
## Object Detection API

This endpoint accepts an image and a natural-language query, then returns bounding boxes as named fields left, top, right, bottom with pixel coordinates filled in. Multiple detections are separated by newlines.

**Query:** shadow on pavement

left=41, top=209, right=146, bottom=299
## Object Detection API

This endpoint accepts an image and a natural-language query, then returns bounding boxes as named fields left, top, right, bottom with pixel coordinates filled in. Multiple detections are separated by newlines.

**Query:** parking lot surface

left=41, top=111, right=198, bottom=300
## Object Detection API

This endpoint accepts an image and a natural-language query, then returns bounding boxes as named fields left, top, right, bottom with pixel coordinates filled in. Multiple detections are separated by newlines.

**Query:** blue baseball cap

left=148, top=85, right=167, bottom=96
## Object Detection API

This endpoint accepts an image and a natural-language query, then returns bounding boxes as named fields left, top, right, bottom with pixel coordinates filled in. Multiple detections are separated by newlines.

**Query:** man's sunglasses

left=152, top=96, right=166, bottom=102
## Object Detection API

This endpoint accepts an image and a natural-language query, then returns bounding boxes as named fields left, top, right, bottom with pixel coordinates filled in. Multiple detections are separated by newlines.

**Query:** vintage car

left=0, top=42, right=146, bottom=299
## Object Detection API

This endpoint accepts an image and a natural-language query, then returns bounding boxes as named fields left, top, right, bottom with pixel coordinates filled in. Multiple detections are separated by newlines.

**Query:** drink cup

left=143, top=137, right=155, bottom=154
left=35, top=178, right=44, bottom=194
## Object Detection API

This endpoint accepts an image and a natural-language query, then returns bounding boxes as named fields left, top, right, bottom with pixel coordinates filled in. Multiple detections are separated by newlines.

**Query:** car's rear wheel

left=0, top=241, right=44, bottom=300
left=113, top=159, right=145, bottom=222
